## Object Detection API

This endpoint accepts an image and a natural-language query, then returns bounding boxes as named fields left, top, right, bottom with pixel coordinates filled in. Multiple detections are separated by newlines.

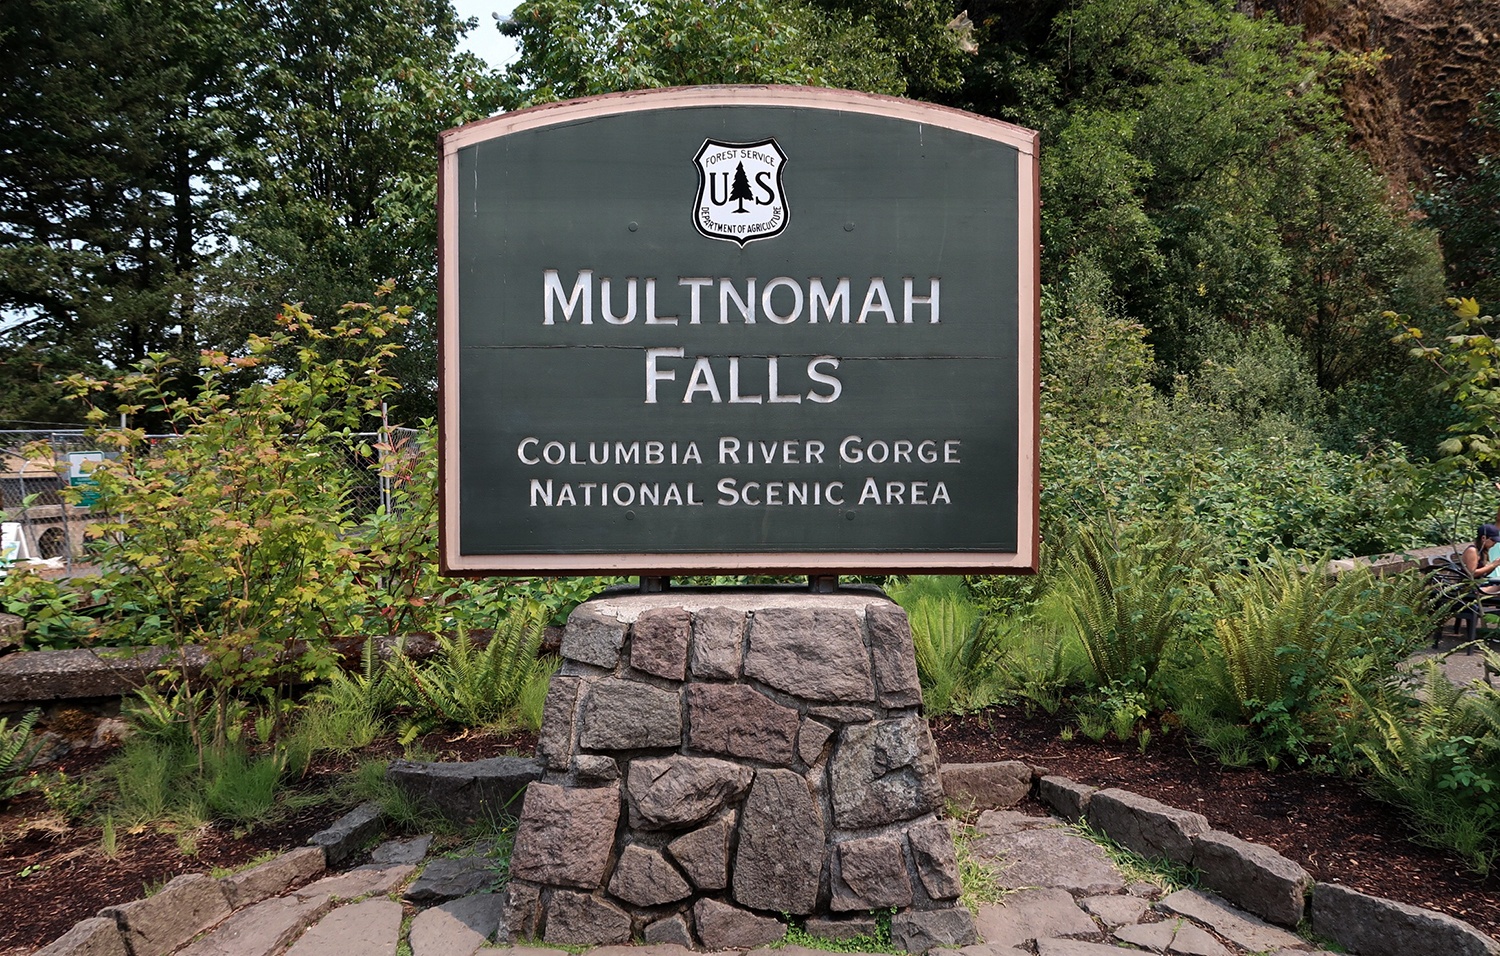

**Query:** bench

left=1422, top=552, right=1500, bottom=647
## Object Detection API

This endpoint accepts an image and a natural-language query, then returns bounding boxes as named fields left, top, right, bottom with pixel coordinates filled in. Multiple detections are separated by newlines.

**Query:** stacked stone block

left=506, top=589, right=976, bottom=952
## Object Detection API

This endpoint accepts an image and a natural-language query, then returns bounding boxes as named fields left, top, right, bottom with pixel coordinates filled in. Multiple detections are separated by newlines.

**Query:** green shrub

left=67, top=296, right=414, bottom=762
left=1041, top=418, right=1457, bottom=564
left=965, top=571, right=1050, bottom=620
left=1170, top=324, right=1330, bottom=444
left=1193, top=560, right=1433, bottom=767
left=1392, top=296, right=1500, bottom=469
left=39, top=770, right=96, bottom=821
left=334, top=434, right=614, bottom=637
left=1040, top=255, right=1161, bottom=443
left=124, top=684, right=211, bottom=748
left=1072, top=681, right=1151, bottom=743
left=0, top=571, right=100, bottom=650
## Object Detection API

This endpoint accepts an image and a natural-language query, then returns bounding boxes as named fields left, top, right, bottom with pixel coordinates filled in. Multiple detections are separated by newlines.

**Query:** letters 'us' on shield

left=438, top=86, right=1040, bottom=575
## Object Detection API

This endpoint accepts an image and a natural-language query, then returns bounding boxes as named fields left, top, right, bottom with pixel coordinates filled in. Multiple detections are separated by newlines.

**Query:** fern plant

left=1210, top=559, right=1434, bottom=763
left=1348, top=659, right=1500, bottom=874
left=300, top=636, right=396, bottom=753
left=517, top=659, right=561, bottom=732
left=1214, top=561, right=1333, bottom=714
left=888, top=577, right=998, bottom=715
left=0, top=709, right=45, bottom=801
left=392, top=605, right=551, bottom=738
left=1046, top=523, right=1198, bottom=695
left=988, top=620, right=1084, bottom=716
left=124, top=684, right=210, bottom=747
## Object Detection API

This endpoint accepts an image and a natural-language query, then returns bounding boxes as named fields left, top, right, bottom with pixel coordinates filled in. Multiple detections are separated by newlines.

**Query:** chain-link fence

left=0, top=427, right=426, bottom=574
left=0, top=430, right=103, bottom=573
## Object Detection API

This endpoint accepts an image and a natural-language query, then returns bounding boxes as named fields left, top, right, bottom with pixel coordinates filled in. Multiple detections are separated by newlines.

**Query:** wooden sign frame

left=439, top=86, right=1039, bottom=575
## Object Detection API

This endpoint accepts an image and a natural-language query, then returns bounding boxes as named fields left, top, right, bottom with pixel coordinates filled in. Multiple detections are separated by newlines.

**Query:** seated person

left=1462, top=523, right=1500, bottom=593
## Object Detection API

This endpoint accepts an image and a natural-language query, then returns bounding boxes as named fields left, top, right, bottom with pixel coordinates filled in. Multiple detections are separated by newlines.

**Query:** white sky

left=452, top=0, right=522, bottom=70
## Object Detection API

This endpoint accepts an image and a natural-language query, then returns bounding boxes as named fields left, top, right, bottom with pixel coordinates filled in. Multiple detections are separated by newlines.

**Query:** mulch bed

left=0, top=708, right=1496, bottom=953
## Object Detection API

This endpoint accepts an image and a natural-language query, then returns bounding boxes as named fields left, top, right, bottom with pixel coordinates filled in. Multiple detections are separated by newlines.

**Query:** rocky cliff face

left=1250, top=0, right=1500, bottom=186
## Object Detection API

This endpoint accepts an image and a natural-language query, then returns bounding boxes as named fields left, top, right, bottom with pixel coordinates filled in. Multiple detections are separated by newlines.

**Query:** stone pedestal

left=506, top=588, right=977, bottom=952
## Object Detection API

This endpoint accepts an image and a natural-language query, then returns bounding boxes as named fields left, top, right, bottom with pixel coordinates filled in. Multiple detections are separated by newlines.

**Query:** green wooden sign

left=439, top=87, right=1038, bottom=574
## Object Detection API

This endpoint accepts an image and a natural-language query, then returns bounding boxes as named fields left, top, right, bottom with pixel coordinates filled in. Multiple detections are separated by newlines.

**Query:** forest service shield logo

left=692, top=138, right=788, bottom=245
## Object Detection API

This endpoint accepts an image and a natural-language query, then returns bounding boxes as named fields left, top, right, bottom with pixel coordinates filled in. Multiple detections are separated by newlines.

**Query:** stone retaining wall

left=0, top=630, right=566, bottom=710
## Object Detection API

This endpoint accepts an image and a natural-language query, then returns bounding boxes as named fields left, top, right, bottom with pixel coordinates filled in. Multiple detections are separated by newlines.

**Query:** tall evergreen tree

left=0, top=0, right=501, bottom=423
left=0, top=0, right=240, bottom=412
left=205, top=0, right=504, bottom=418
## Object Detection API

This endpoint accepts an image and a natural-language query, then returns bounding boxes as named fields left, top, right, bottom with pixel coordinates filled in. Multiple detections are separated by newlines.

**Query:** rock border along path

left=33, top=759, right=1500, bottom=956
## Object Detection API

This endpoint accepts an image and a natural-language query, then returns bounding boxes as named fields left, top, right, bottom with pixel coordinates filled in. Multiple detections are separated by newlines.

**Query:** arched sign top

left=440, top=85, right=1041, bottom=157
left=439, top=86, right=1039, bottom=575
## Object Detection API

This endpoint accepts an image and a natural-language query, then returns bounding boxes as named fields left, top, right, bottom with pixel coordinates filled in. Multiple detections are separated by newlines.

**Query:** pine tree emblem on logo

left=692, top=138, right=789, bottom=245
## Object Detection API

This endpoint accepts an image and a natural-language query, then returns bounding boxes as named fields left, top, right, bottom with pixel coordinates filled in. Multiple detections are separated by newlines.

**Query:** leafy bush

left=1416, top=91, right=1500, bottom=306
left=1028, top=295, right=1480, bottom=573
left=1074, top=680, right=1152, bottom=743
left=68, top=295, right=412, bottom=761
left=1393, top=296, right=1500, bottom=469
left=34, top=289, right=608, bottom=774
left=1040, top=255, right=1161, bottom=443
left=0, top=571, right=100, bottom=650
left=1041, top=412, right=1458, bottom=564
left=1171, top=325, right=1329, bottom=444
